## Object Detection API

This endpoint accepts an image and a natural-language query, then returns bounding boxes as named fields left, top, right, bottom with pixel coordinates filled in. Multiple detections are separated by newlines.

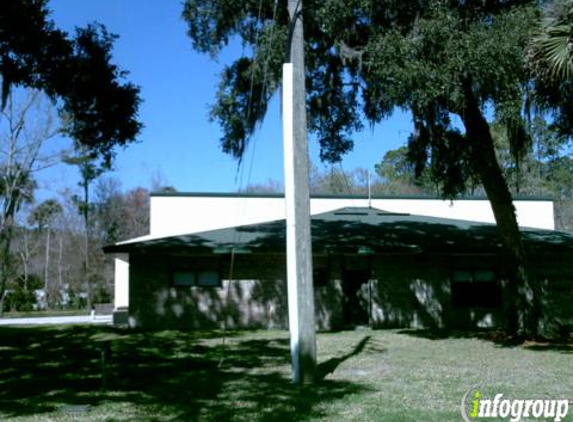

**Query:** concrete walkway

left=0, top=314, right=112, bottom=326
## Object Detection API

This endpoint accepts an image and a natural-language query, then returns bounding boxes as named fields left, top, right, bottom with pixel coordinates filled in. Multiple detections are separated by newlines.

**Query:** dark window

left=451, top=270, right=501, bottom=308
left=172, top=270, right=221, bottom=287
left=173, top=271, right=195, bottom=286
left=197, top=271, right=221, bottom=287
left=313, top=268, right=329, bottom=287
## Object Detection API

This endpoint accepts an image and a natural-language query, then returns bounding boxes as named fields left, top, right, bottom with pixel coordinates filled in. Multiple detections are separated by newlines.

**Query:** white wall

left=114, top=254, right=129, bottom=309
left=148, top=194, right=554, bottom=238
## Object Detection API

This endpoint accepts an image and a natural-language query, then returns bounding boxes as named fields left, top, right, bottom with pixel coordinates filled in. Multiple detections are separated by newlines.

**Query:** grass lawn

left=0, top=326, right=571, bottom=422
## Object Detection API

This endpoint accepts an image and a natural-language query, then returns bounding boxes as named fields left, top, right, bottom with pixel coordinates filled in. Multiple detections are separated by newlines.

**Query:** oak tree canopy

left=0, top=0, right=142, bottom=166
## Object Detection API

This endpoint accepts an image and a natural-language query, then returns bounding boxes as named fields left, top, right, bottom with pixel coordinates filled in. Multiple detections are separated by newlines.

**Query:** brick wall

left=127, top=252, right=572, bottom=333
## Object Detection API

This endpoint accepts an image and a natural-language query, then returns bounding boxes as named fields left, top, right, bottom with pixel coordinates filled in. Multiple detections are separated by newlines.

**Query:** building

left=104, top=193, right=572, bottom=333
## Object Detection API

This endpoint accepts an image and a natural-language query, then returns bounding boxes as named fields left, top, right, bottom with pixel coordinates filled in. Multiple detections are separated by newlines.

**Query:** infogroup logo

left=461, top=388, right=570, bottom=422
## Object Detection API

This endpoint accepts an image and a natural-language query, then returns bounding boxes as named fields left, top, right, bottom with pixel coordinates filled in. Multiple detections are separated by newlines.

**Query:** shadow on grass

left=0, top=326, right=370, bottom=421
left=520, top=342, right=573, bottom=353
left=396, top=328, right=573, bottom=353
left=317, top=335, right=373, bottom=380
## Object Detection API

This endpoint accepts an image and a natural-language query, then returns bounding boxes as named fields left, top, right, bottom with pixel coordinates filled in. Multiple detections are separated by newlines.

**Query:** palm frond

left=528, top=0, right=573, bottom=83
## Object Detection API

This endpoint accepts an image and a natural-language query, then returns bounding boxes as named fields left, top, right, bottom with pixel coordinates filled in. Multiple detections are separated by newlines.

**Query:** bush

left=547, top=318, right=573, bottom=343
left=67, top=290, right=87, bottom=310
left=4, top=287, right=36, bottom=312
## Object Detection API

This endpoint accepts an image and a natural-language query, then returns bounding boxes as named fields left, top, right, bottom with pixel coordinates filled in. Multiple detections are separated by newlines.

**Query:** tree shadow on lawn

left=397, top=328, right=573, bottom=353
left=0, top=326, right=371, bottom=421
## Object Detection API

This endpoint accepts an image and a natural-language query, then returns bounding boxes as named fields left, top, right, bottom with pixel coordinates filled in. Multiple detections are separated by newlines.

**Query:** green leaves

left=183, top=0, right=568, bottom=201
left=210, top=23, right=286, bottom=160
left=528, top=0, right=573, bottom=82
left=531, top=24, right=573, bottom=79
left=0, top=1, right=142, bottom=168
left=183, top=0, right=288, bottom=56
left=28, top=199, right=62, bottom=230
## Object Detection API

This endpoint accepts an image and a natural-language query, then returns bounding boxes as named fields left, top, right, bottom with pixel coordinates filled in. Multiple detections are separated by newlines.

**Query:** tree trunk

left=0, top=212, right=16, bottom=316
left=44, top=228, right=50, bottom=308
left=460, top=79, right=538, bottom=339
left=83, top=179, right=92, bottom=309
left=0, top=233, right=10, bottom=316
left=58, top=235, right=63, bottom=291
left=19, top=231, right=30, bottom=291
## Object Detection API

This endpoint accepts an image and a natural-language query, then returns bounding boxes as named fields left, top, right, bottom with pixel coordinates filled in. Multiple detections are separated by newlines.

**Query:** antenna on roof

left=367, top=170, right=372, bottom=209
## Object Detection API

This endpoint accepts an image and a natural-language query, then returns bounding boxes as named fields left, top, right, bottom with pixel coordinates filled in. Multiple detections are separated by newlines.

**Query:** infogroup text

left=461, top=389, right=570, bottom=422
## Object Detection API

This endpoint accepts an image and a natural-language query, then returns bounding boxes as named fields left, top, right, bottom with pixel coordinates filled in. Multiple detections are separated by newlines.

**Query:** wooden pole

left=283, top=0, right=317, bottom=384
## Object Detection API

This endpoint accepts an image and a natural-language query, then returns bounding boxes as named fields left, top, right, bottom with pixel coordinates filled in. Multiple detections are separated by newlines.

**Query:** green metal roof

left=104, top=207, right=573, bottom=256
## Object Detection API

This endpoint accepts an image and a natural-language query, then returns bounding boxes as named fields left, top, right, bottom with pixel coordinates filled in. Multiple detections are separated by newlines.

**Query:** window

left=172, top=270, right=221, bottom=287
left=173, top=271, right=195, bottom=286
left=451, top=270, right=501, bottom=308
left=196, top=271, right=220, bottom=287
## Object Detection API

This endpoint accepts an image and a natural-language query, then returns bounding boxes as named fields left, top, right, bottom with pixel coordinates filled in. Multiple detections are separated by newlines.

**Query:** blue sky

left=43, top=0, right=413, bottom=195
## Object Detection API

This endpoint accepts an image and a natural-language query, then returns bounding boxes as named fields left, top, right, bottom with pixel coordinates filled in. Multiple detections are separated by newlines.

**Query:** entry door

left=342, top=270, right=370, bottom=327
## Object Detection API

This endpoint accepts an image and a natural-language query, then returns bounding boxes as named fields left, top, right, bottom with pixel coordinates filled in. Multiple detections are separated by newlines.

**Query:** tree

left=374, top=147, right=436, bottom=195
left=49, top=190, right=89, bottom=309
left=242, top=165, right=376, bottom=196
left=0, top=0, right=142, bottom=166
left=63, top=146, right=105, bottom=308
left=28, top=198, right=62, bottom=307
left=0, top=90, right=58, bottom=313
left=183, top=0, right=557, bottom=337
left=489, top=115, right=573, bottom=230
left=241, top=179, right=283, bottom=194
left=1, top=1, right=141, bottom=311
left=526, top=0, right=573, bottom=145
left=120, top=187, right=150, bottom=240
left=94, top=179, right=150, bottom=244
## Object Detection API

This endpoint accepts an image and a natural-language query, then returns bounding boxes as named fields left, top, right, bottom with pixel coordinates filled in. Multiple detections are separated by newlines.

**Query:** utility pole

left=282, top=0, right=317, bottom=384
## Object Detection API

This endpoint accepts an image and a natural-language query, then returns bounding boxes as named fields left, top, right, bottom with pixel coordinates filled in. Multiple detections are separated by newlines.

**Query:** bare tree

left=63, top=146, right=107, bottom=308
left=0, top=90, right=60, bottom=313
left=28, top=199, right=62, bottom=307
left=53, top=191, right=86, bottom=308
